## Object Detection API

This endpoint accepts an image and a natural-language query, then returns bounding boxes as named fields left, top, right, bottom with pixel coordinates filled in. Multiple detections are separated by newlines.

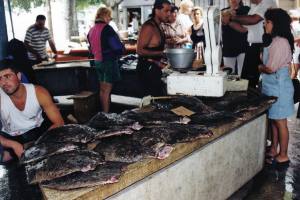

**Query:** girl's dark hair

left=265, top=8, right=294, bottom=53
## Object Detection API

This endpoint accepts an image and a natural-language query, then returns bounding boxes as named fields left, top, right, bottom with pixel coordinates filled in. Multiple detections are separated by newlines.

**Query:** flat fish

left=152, top=96, right=213, bottom=114
left=208, top=94, right=276, bottom=114
left=35, top=124, right=97, bottom=144
left=26, top=150, right=105, bottom=184
left=189, top=111, right=237, bottom=127
left=123, top=110, right=190, bottom=126
left=133, top=124, right=213, bottom=145
left=94, top=135, right=173, bottom=162
left=41, top=162, right=128, bottom=190
left=20, top=143, right=81, bottom=164
left=94, top=126, right=135, bottom=140
left=87, top=112, right=143, bottom=131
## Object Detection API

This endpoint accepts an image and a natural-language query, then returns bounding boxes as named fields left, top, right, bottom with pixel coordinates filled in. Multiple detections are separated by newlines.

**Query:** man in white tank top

left=0, top=59, right=64, bottom=163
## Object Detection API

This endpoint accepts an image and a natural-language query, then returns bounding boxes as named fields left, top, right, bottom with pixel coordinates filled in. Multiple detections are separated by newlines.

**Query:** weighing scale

left=167, top=6, right=227, bottom=97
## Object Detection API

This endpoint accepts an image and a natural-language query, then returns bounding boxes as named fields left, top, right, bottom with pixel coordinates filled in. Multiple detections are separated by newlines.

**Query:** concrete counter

left=40, top=99, right=271, bottom=200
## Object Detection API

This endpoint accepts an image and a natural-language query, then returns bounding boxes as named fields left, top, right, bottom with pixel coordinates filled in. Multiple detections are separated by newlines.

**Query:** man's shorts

left=94, top=59, right=121, bottom=83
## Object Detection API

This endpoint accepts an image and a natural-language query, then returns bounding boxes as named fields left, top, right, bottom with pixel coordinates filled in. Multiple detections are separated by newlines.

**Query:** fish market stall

left=34, top=56, right=143, bottom=98
left=36, top=91, right=274, bottom=200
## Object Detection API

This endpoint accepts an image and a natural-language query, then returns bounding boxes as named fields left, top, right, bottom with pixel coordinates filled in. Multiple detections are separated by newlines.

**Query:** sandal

left=265, top=157, right=290, bottom=170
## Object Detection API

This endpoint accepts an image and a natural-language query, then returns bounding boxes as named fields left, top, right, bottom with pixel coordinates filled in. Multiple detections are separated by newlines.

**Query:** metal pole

left=0, top=0, right=8, bottom=60
left=7, top=0, right=14, bottom=38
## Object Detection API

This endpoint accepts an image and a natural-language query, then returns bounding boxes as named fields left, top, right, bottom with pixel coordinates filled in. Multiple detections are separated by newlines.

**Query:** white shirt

left=177, top=13, right=193, bottom=33
left=246, top=0, right=277, bottom=43
left=109, top=21, right=119, bottom=32
left=292, top=21, right=300, bottom=64
left=0, top=84, right=44, bottom=136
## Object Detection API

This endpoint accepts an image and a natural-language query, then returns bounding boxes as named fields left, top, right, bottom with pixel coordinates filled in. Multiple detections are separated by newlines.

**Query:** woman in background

left=189, top=7, right=205, bottom=49
left=221, top=0, right=249, bottom=76
left=88, top=7, right=124, bottom=112
left=161, top=4, right=189, bottom=48
left=177, top=0, right=194, bottom=33
left=260, top=8, right=294, bottom=168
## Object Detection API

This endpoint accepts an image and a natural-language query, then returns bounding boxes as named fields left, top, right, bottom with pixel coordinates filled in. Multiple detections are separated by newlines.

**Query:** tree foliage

left=76, top=0, right=102, bottom=10
left=11, top=0, right=124, bottom=11
left=11, top=0, right=45, bottom=11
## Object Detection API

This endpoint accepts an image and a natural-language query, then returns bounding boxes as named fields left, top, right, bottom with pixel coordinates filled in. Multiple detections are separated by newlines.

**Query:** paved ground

left=230, top=104, right=300, bottom=200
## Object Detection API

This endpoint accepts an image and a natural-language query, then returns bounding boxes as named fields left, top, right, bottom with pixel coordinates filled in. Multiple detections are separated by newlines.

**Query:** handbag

left=293, top=78, right=300, bottom=103
left=292, top=62, right=300, bottom=103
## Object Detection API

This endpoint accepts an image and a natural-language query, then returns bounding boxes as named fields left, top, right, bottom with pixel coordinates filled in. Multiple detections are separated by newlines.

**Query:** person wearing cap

left=161, top=3, right=189, bottom=48
left=136, top=0, right=171, bottom=96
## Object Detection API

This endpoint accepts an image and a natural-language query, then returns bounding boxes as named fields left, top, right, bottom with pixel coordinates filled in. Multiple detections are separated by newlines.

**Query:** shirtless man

left=136, top=0, right=171, bottom=96
left=0, top=59, right=64, bottom=162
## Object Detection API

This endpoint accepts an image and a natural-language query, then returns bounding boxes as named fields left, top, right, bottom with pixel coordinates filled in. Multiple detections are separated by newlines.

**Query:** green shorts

left=94, top=59, right=121, bottom=83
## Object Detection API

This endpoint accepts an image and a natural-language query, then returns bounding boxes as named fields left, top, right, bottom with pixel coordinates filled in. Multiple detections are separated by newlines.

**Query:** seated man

left=0, top=59, right=64, bottom=162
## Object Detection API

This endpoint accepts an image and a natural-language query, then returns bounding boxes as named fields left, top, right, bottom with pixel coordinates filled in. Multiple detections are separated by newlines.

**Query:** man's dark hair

left=171, top=3, right=179, bottom=13
left=0, top=59, right=20, bottom=74
left=151, top=0, right=171, bottom=18
left=36, top=15, right=46, bottom=21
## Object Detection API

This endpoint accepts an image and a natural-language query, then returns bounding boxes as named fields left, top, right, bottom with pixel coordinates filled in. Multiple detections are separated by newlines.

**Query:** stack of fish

left=20, top=94, right=276, bottom=190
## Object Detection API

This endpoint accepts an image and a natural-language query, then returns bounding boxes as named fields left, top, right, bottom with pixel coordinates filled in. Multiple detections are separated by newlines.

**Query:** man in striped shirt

left=24, top=15, right=57, bottom=65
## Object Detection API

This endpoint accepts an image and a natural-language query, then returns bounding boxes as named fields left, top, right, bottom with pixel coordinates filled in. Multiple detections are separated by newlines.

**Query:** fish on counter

left=93, top=124, right=212, bottom=163
left=152, top=96, right=213, bottom=114
left=41, top=162, right=128, bottom=190
left=93, top=122, right=144, bottom=140
left=205, top=92, right=277, bottom=114
left=35, top=124, right=98, bottom=144
left=133, top=124, right=213, bottom=145
left=87, top=112, right=143, bottom=131
left=189, top=111, right=237, bottom=127
left=20, top=142, right=81, bottom=164
left=26, top=150, right=105, bottom=184
left=94, top=135, right=173, bottom=162
left=123, top=110, right=191, bottom=126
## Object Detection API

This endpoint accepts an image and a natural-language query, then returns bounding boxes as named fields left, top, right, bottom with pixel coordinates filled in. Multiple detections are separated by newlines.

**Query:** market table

left=40, top=91, right=272, bottom=200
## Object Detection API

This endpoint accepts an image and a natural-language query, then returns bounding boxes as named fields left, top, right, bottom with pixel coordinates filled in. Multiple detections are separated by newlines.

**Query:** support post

left=0, top=0, right=8, bottom=60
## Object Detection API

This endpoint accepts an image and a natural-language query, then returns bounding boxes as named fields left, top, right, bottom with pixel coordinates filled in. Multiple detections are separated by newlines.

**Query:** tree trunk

left=69, top=0, right=78, bottom=37
left=64, top=0, right=71, bottom=40
left=46, top=0, right=54, bottom=37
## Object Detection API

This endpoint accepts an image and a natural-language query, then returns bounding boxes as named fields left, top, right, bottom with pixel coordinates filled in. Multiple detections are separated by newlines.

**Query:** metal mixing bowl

left=165, top=48, right=195, bottom=69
